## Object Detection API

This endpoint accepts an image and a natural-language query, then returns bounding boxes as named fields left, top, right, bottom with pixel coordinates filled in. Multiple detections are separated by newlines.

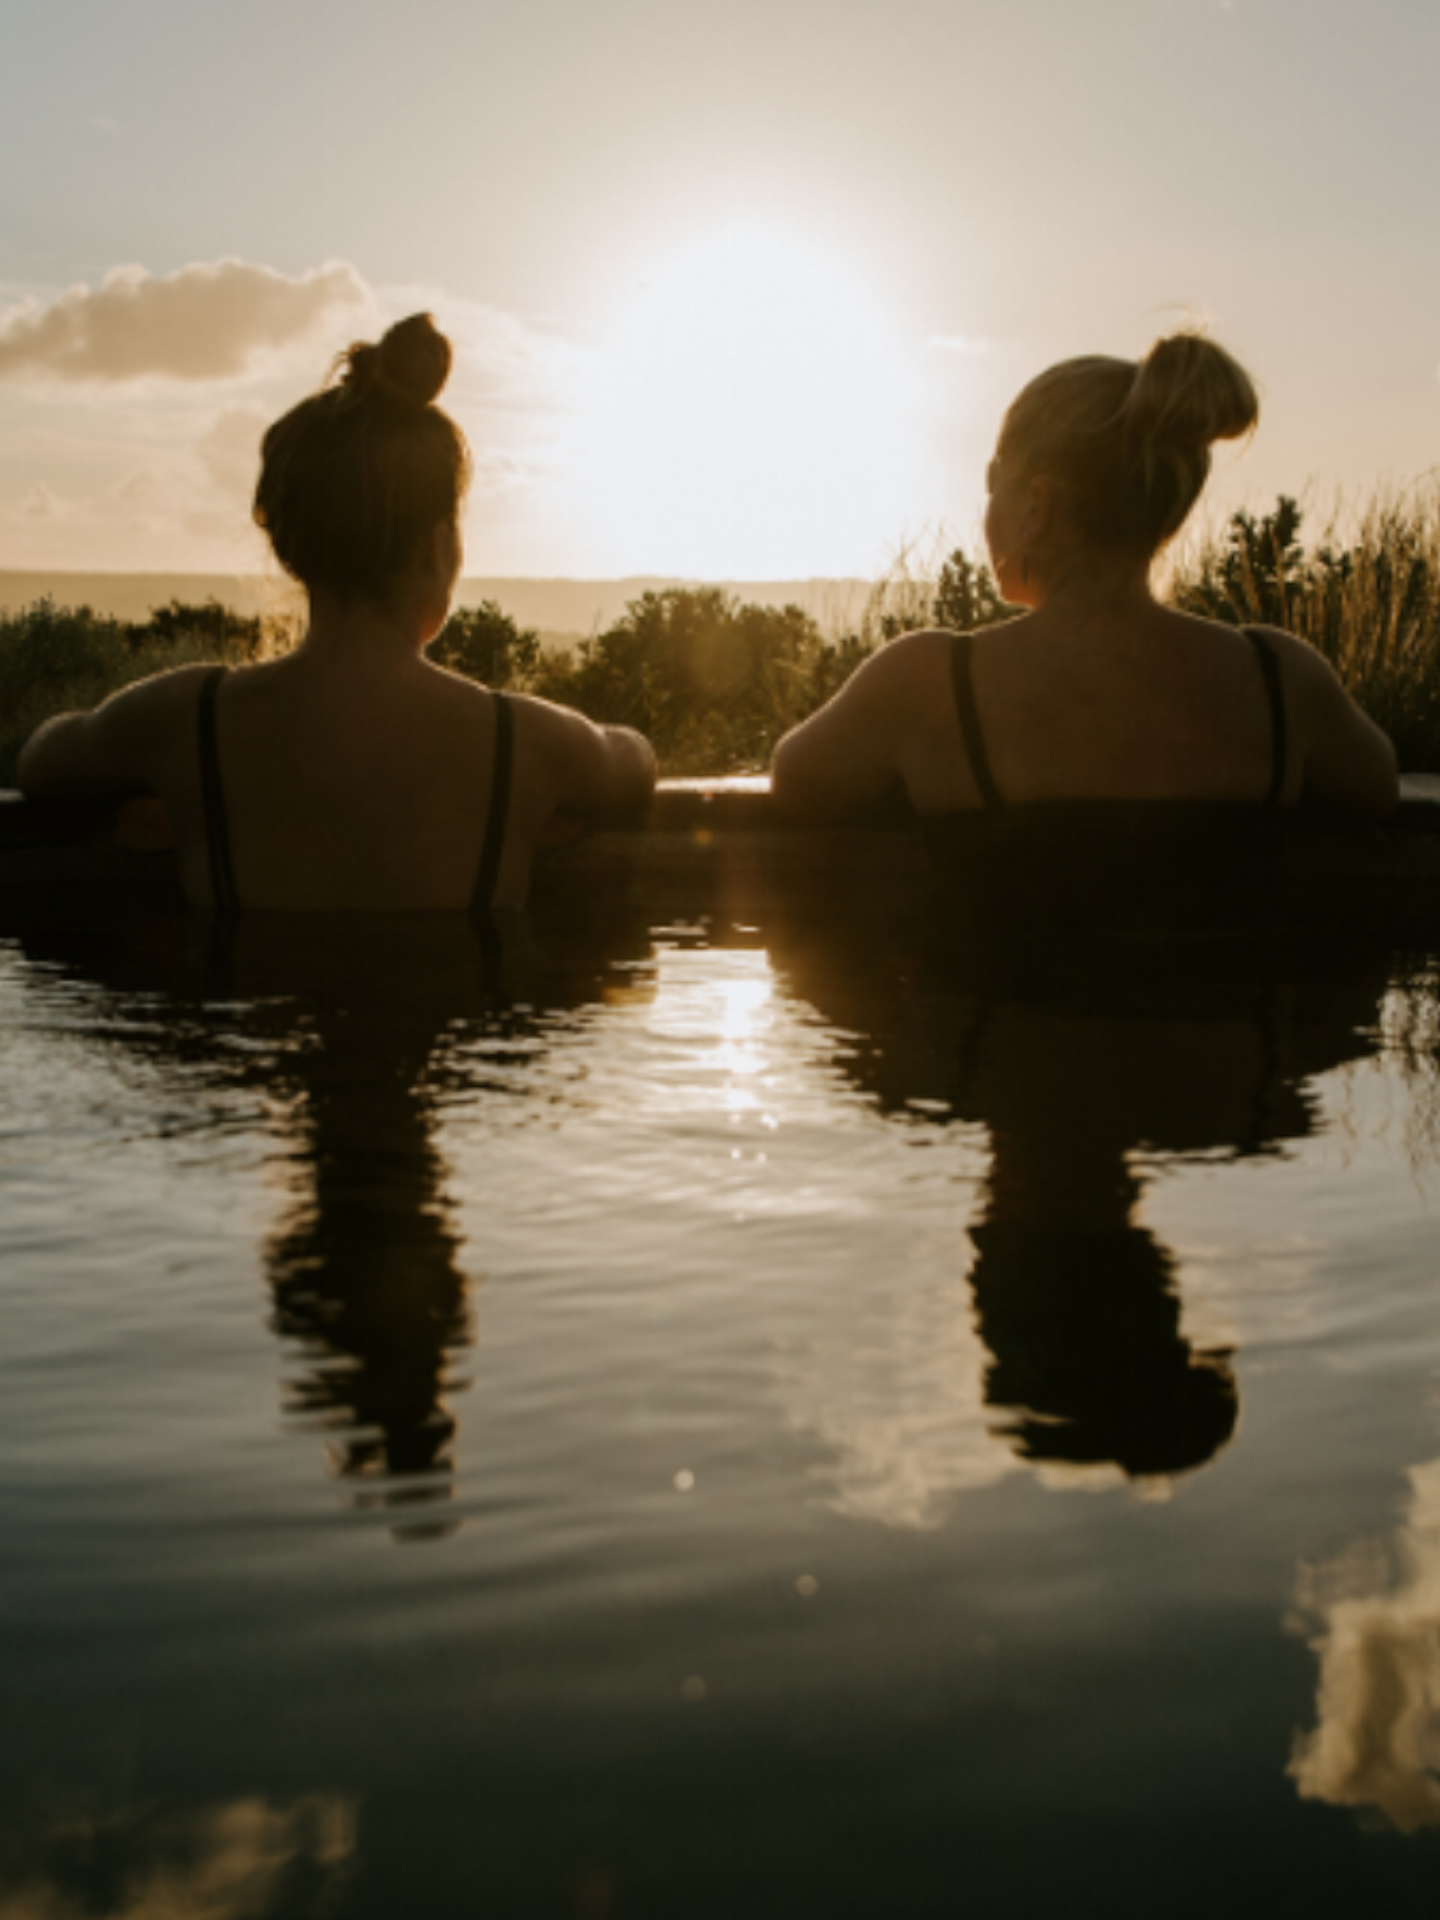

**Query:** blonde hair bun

left=998, top=332, right=1260, bottom=555
left=1123, top=333, right=1258, bottom=458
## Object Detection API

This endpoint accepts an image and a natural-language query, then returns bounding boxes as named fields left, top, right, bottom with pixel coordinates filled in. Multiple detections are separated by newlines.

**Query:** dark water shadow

left=8, top=902, right=654, bottom=1541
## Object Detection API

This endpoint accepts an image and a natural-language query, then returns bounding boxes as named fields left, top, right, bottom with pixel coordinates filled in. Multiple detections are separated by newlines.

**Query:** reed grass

left=1167, top=486, right=1440, bottom=771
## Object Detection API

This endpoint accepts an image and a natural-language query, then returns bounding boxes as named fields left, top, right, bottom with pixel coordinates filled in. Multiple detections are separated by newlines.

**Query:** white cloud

left=0, top=265, right=600, bottom=568
left=442, top=302, right=592, bottom=414
left=0, top=258, right=370, bottom=386
left=194, top=406, right=268, bottom=495
left=1289, top=1456, right=1440, bottom=1831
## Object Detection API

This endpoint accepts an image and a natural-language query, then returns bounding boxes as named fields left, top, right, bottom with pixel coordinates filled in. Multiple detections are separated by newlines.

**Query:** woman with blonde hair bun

left=771, top=334, right=1397, bottom=905
left=19, top=313, right=655, bottom=913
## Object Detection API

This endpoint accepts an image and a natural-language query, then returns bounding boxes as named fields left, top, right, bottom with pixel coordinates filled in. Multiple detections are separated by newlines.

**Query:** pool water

left=2, top=903, right=1439, bottom=1918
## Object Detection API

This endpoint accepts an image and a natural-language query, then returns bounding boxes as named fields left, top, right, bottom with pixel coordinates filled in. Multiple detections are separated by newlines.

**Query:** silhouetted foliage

left=1169, top=492, right=1440, bottom=770
left=431, top=600, right=542, bottom=688
left=530, top=587, right=849, bottom=769
left=5, top=498, right=1439, bottom=783
left=1171, top=496, right=1307, bottom=629
left=0, top=596, right=287, bottom=783
left=932, top=548, right=1014, bottom=633
left=138, top=597, right=267, bottom=657
left=864, top=543, right=1015, bottom=642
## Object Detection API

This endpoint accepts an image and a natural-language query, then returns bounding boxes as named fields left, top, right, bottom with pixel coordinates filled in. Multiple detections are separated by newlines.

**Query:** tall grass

left=3, top=489, right=1438, bottom=784
left=1167, top=487, right=1440, bottom=771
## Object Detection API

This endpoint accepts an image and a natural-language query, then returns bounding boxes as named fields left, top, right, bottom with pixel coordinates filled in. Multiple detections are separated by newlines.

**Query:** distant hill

left=0, top=571, right=875, bottom=643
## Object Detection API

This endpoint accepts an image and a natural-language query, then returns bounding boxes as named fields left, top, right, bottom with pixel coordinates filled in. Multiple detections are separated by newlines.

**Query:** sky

left=1, top=0, right=1438, bottom=581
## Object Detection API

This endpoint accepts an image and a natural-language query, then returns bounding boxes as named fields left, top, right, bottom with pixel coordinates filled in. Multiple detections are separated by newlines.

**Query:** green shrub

left=0, top=597, right=289, bottom=785
left=430, top=601, right=542, bottom=689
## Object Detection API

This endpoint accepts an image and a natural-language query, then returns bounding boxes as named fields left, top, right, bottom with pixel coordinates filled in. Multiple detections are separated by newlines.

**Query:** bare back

left=18, top=642, right=655, bottom=913
left=178, top=653, right=514, bottom=911
left=907, top=607, right=1293, bottom=813
left=772, top=603, right=1397, bottom=827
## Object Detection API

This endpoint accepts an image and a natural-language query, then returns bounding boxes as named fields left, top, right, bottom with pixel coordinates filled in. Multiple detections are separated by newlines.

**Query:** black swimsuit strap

left=949, top=630, right=1003, bottom=810
left=471, top=690, right=515, bottom=914
left=196, top=666, right=239, bottom=913
left=950, top=625, right=1288, bottom=812
left=1242, top=627, right=1288, bottom=807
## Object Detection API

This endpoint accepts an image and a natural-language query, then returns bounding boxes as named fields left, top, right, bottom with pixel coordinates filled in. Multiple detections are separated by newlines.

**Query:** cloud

left=0, top=1794, right=355, bottom=1920
left=1288, top=1456, right=1440, bottom=1832
left=0, top=258, right=369, bottom=386
left=194, top=405, right=268, bottom=494
left=445, top=302, right=592, bottom=414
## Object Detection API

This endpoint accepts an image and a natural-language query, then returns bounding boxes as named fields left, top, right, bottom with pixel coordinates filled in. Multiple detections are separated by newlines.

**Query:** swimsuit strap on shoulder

left=949, top=630, right=1004, bottom=810
left=471, top=689, right=515, bottom=914
left=196, top=665, right=240, bottom=913
left=1242, top=627, right=1288, bottom=807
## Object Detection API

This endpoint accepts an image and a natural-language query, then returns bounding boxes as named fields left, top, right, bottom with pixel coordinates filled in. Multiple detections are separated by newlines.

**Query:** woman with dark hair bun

left=771, top=334, right=1397, bottom=868
left=19, top=314, right=655, bottom=913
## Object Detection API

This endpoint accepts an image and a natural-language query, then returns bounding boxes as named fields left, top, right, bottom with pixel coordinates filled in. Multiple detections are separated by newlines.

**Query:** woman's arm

left=16, top=667, right=202, bottom=799
left=511, top=694, right=656, bottom=828
left=1265, top=631, right=1399, bottom=823
left=770, top=636, right=921, bottom=821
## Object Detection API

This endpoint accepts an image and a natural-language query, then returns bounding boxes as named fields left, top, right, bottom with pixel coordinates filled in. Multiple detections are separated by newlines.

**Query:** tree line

left=4, top=493, right=1440, bottom=784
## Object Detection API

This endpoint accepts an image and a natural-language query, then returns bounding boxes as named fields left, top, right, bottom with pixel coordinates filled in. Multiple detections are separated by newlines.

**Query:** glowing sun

left=576, top=221, right=923, bottom=578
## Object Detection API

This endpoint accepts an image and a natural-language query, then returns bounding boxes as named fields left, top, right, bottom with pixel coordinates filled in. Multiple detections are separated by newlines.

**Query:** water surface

left=2, top=904, right=1439, bottom=1917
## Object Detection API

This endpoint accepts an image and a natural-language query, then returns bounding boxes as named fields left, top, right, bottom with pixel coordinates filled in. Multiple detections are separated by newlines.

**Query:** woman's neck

left=1031, top=547, right=1157, bottom=622
left=298, top=587, right=434, bottom=667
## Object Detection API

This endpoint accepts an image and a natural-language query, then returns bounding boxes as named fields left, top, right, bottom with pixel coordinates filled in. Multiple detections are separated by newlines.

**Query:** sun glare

left=576, top=222, right=925, bottom=578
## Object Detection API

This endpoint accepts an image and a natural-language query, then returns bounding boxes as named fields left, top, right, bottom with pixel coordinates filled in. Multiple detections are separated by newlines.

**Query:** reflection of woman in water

left=971, top=1033, right=1238, bottom=1478
left=17, top=314, right=654, bottom=912
left=771, top=927, right=1388, bottom=1484
left=262, top=974, right=475, bottom=1518
left=16, top=907, right=651, bottom=1535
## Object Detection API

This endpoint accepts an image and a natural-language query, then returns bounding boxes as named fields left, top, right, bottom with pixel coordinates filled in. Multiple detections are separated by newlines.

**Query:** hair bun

left=337, top=313, right=451, bottom=407
left=378, top=313, right=451, bottom=405
left=1126, top=333, right=1258, bottom=455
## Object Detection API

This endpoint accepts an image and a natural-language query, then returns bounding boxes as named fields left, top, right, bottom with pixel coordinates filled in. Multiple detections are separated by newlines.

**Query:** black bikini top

left=195, top=667, right=515, bottom=915
left=948, top=623, right=1289, bottom=812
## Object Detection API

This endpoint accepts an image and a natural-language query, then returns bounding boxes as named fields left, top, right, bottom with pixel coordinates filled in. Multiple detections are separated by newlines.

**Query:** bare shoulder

left=17, top=661, right=218, bottom=798
left=504, top=690, right=655, bottom=818
left=1240, top=623, right=1345, bottom=691
left=772, top=628, right=968, bottom=820
left=1243, top=625, right=1398, bottom=818
left=1244, top=622, right=1377, bottom=729
left=105, top=659, right=220, bottom=717
left=809, top=627, right=962, bottom=722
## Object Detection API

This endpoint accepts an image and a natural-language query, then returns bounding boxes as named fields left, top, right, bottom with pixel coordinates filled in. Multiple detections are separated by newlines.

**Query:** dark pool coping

left=3, top=777, right=1439, bottom=930
left=5, top=773, right=1440, bottom=842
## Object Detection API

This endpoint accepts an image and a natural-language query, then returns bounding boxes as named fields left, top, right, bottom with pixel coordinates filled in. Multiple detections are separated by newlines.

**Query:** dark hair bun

left=378, top=313, right=451, bottom=405
left=338, top=313, right=452, bottom=407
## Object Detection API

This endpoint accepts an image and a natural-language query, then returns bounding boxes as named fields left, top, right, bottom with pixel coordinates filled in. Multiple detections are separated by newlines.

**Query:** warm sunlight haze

left=2, top=0, right=1439, bottom=583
